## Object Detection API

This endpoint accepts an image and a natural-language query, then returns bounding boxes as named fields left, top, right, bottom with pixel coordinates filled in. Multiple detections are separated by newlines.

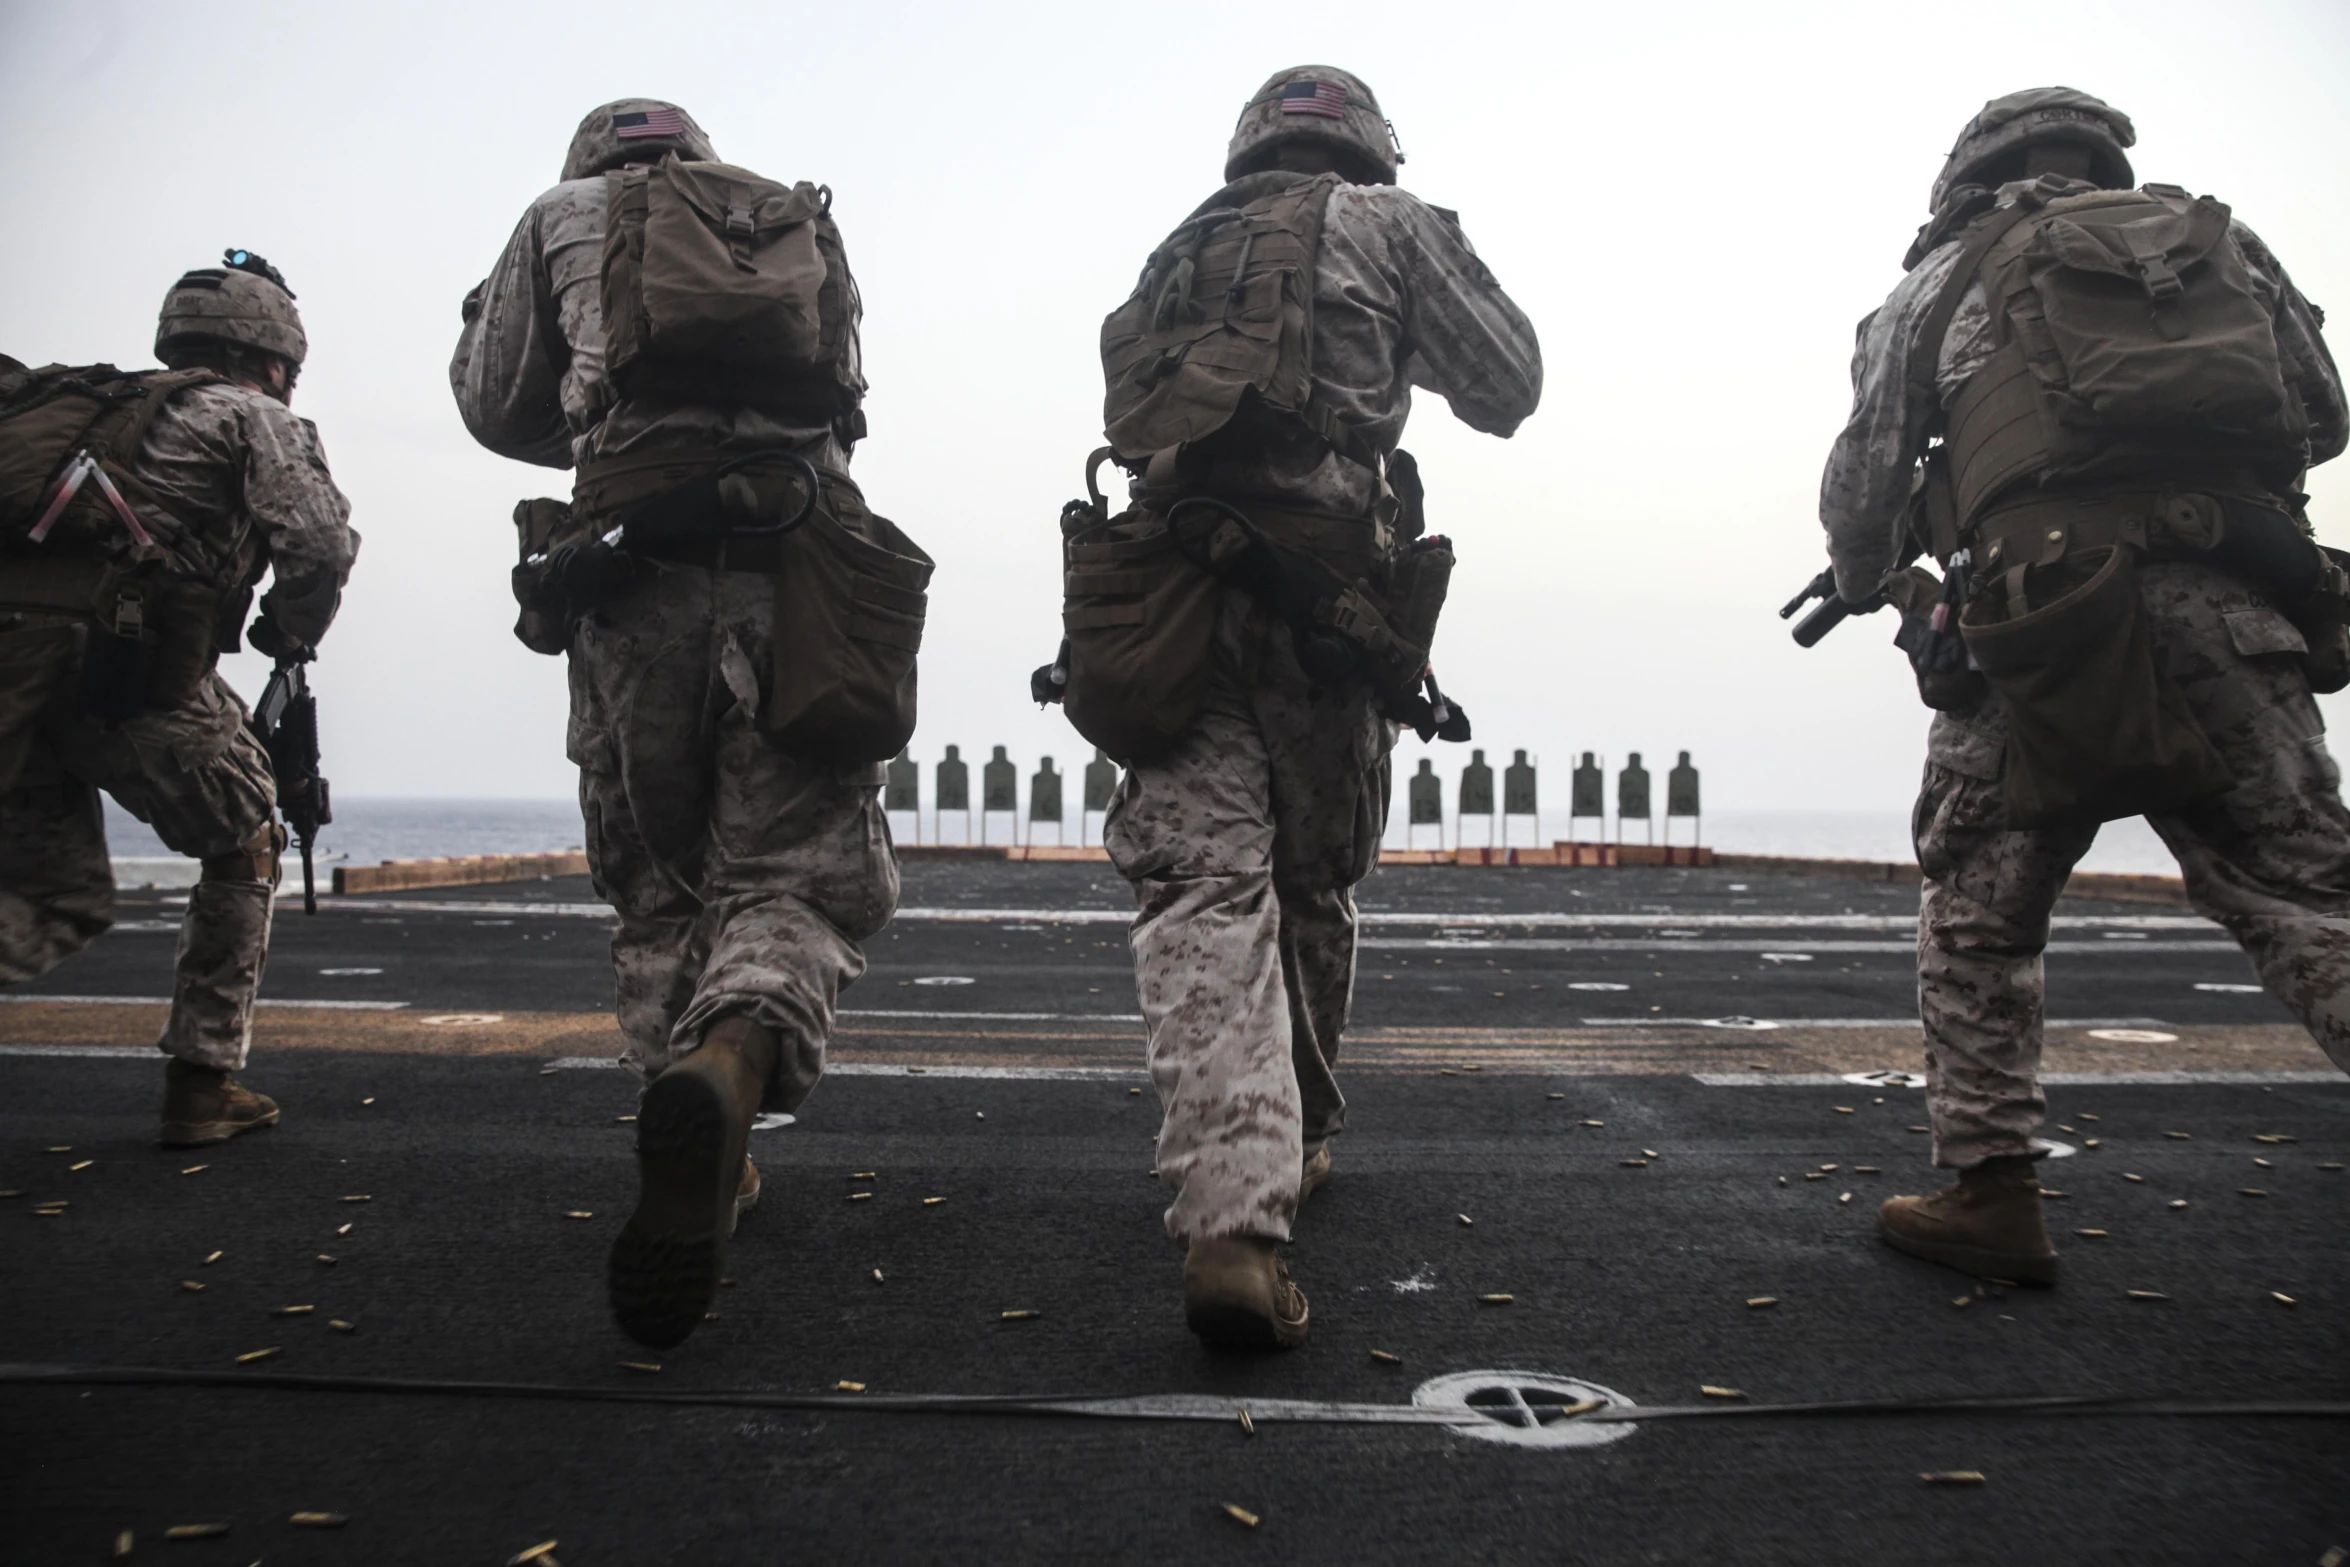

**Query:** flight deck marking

left=1698, top=1070, right=2344, bottom=1086
left=313, top=900, right=2224, bottom=933
left=0, top=995, right=409, bottom=1011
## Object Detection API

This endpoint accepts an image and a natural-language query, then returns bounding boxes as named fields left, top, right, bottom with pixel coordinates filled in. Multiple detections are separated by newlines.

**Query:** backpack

left=1930, top=181, right=2309, bottom=527
left=0, top=363, right=219, bottom=560
left=1100, top=171, right=1376, bottom=475
left=600, top=156, right=864, bottom=434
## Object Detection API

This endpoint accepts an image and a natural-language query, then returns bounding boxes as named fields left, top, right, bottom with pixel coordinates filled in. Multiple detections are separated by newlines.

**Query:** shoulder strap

left=107, top=369, right=224, bottom=471
left=1908, top=190, right=2049, bottom=398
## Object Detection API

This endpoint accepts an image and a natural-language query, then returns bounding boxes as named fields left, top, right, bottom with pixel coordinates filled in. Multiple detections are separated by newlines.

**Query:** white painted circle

left=2086, top=1028, right=2178, bottom=1043
left=2194, top=983, right=2262, bottom=994
left=1567, top=982, right=1629, bottom=992
left=422, top=1013, right=503, bottom=1027
left=1412, top=1369, right=1637, bottom=1449
left=913, top=976, right=975, bottom=987
left=2033, top=1138, right=2077, bottom=1159
left=1840, top=1070, right=1927, bottom=1089
left=1703, top=1016, right=1780, bottom=1031
left=320, top=968, right=383, bottom=976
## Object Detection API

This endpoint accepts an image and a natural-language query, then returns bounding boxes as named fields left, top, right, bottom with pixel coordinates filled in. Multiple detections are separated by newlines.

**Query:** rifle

left=1779, top=569, right=1886, bottom=647
left=253, top=660, right=331, bottom=914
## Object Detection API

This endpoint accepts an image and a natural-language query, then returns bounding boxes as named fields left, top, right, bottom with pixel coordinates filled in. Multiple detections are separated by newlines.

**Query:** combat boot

left=733, top=1156, right=761, bottom=1233
left=1878, top=1155, right=2058, bottom=1285
left=1299, top=1143, right=1332, bottom=1203
left=1184, top=1237, right=1309, bottom=1352
left=610, top=1017, right=777, bottom=1348
left=158, top=1059, right=280, bottom=1147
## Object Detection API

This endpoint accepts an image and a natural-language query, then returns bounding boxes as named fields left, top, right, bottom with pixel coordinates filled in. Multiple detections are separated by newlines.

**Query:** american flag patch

left=614, top=107, right=685, bottom=139
left=1279, top=81, right=1347, bottom=119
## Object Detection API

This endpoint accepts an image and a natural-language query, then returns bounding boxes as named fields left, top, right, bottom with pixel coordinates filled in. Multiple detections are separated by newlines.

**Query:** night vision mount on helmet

left=155, top=249, right=307, bottom=369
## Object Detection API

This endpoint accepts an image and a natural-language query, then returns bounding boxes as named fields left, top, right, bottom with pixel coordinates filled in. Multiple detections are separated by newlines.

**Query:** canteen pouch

left=1059, top=507, right=1221, bottom=764
left=765, top=481, right=930, bottom=765
left=1959, top=544, right=2232, bottom=827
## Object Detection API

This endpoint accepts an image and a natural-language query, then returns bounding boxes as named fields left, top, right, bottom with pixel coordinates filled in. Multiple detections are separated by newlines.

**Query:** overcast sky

left=4, top=0, right=2346, bottom=818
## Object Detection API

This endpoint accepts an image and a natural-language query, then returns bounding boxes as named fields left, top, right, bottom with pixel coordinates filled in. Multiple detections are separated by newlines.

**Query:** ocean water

left=104, top=793, right=2181, bottom=877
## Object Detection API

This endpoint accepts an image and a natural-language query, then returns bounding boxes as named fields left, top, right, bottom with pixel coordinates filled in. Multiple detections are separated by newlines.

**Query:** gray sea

left=103, top=795, right=2181, bottom=882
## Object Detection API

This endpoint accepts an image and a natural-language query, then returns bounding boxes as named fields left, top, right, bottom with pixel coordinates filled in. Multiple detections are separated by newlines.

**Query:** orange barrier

left=332, top=851, right=589, bottom=895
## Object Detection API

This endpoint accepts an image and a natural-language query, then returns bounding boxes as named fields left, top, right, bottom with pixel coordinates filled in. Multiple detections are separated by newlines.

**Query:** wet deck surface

left=4, top=864, right=2345, bottom=1562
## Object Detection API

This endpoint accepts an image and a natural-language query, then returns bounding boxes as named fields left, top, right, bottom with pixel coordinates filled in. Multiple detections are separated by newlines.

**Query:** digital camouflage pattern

left=136, top=383, right=358, bottom=647
left=568, top=563, right=898, bottom=1109
left=1175, top=182, right=1542, bottom=520
left=1104, top=588, right=1392, bottom=1243
left=1915, top=562, right=2350, bottom=1166
left=451, top=147, right=856, bottom=477
left=0, top=670, right=279, bottom=1069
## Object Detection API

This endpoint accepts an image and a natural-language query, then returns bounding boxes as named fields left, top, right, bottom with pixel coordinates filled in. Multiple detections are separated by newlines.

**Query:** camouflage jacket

left=137, top=381, right=358, bottom=651
left=1817, top=181, right=2346, bottom=603
left=1181, top=183, right=1543, bottom=516
left=450, top=176, right=855, bottom=475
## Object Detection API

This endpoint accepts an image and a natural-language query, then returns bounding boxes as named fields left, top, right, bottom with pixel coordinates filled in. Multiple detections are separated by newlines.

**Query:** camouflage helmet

left=155, top=249, right=306, bottom=368
left=561, top=98, right=717, bottom=182
left=1930, top=87, right=2135, bottom=212
left=1224, top=66, right=1401, bottom=185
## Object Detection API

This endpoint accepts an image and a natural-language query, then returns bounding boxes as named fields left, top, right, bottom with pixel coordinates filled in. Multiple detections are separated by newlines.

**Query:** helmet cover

left=1224, top=66, right=1400, bottom=185
left=561, top=98, right=718, bottom=182
left=1931, top=86, right=2136, bottom=212
left=155, top=249, right=306, bottom=367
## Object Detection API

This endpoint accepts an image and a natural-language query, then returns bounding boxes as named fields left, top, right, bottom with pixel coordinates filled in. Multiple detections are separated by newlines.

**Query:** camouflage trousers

left=1105, top=589, right=1395, bottom=1245
left=0, top=638, right=278, bottom=1071
left=568, top=563, right=898, bottom=1111
left=1916, top=561, right=2350, bottom=1167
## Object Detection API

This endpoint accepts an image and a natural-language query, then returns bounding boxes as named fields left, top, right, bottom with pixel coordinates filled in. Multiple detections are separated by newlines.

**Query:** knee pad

left=200, top=820, right=285, bottom=886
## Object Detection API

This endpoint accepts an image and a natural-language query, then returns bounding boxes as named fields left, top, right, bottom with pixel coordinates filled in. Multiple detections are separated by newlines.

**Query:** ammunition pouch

left=0, top=554, right=219, bottom=718
left=510, top=496, right=591, bottom=656
left=1883, top=564, right=1987, bottom=715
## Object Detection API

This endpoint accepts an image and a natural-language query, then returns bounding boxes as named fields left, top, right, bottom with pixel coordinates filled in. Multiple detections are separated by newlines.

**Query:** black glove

left=246, top=607, right=313, bottom=664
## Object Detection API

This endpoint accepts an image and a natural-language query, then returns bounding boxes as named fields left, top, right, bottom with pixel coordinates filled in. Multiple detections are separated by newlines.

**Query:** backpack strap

left=105, top=369, right=224, bottom=473
left=1908, top=187, right=2051, bottom=401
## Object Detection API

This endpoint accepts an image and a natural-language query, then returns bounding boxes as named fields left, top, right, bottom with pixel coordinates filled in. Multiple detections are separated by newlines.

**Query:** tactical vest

left=1927, top=182, right=2308, bottom=532
left=601, top=156, right=864, bottom=434
left=1100, top=171, right=1376, bottom=478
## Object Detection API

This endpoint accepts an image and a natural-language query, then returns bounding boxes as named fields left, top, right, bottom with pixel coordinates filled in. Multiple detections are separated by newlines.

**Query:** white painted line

left=827, top=1063, right=1141, bottom=1081
left=0, top=995, right=409, bottom=1011
left=1696, top=1070, right=2345, bottom=1086
left=324, top=899, right=615, bottom=918
left=1583, top=1016, right=2167, bottom=1030
left=311, top=899, right=2227, bottom=935
left=541, top=1056, right=1143, bottom=1081
left=842, top=1008, right=1142, bottom=1023
left=0, top=1044, right=152, bottom=1059
left=1363, top=938, right=2233, bottom=954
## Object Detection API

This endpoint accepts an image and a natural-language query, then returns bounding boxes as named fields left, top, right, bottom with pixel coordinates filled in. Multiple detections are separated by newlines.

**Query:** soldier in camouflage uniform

left=1101, top=67, right=1541, bottom=1348
left=453, top=101, right=898, bottom=1348
left=1818, top=88, right=2349, bottom=1283
left=0, top=252, right=358, bottom=1145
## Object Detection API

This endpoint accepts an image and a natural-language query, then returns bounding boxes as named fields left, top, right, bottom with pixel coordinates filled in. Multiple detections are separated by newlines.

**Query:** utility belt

left=1034, top=448, right=1468, bottom=764
left=508, top=444, right=931, bottom=767
left=0, top=553, right=226, bottom=721
left=1890, top=475, right=2346, bottom=828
